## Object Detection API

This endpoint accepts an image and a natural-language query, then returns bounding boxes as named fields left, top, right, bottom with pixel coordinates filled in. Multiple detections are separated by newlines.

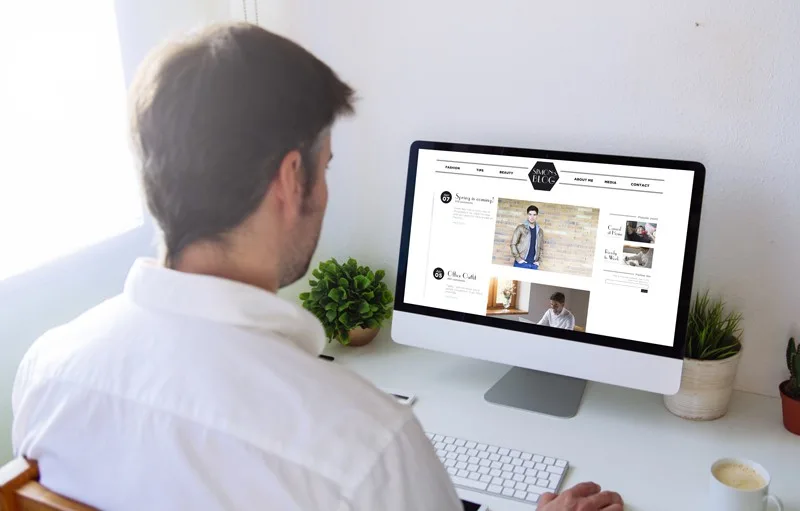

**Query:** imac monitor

left=392, top=140, right=705, bottom=417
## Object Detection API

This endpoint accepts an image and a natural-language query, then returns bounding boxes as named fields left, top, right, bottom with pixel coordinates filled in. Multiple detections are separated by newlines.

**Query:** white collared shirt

left=12, top=258, right=461, bottom=511
left=537, top=308, right=576, bottom=330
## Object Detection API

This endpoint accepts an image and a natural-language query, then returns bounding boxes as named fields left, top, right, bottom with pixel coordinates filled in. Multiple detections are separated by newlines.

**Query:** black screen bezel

left=393, top=140, right=705, bottom=360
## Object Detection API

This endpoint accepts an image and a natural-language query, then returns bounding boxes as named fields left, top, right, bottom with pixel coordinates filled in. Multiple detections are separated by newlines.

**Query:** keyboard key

left=498, top=448, right=510, bottom=455
left=467, top=449, right=478, bottom=457
left=457, top=469, right=469, bottom=478
left=503, top=480, right=515, bottom=488
left=487, top=446, right=499, bottom=454
left=548, top=480, right=558, bottom=490
left=467, top=464, right=478, bottom=472
left=523, top=460, right=535, bottom=469
left=500, top=455, right=512, bottom=464
left=445, top=444, right=456, bottom=452
left=512, top=474, right=524, bottom=482
left=547, top=466, right=565, bottom=475
left=432, top=434, right=443, bottom=441
left=447, top=467, right=457, bottom=476
left=490, top=469, right=502, bottom=477
left=537, top=478, right=549, bottom=487
left=526, top=468, right=538, bottom=477
left=515, top=490, right=528, bottom=500
left=444, top=459, right=456, bottom=467
left=491, top=477, right=503, bottom=486
left=515, top=482, right=528, bottom=491
left=478, top=451, right=489, bottom=459
left=521, top=453, right=533, bottom=461
left=468, top=472, right=480, bottom=481
left=489, top=454, right=500, bottom=462
left=503, top=463, right=514, bottom=472
left=490, top=461, right=502, bottom=469
left=538, top=470, right=549, bottom=479
left=455, top=439, right=466, bottom=447
left=457, top=455, right=468, bottom=462
left=456, top=462, right=467, bottom=470
left=434, top=442, right=445, bottom=449
left=456, top=446, right=467, bottom=455
left=443, top=437, right=455, bottom=444
left=544, top=457, right=555, bottom=465
left=556, top=459, right=567, bottom=468
left=535, top=463, right=547, bottom=471
left=549, top=473, right=560, bottom=481
left=446, top=452, right=457, bottom=460
left=436, top=450, right=446, bottom=457
left=528, top=485, right=551, bottom=495
left=469, top=457, right=480, bottom=464
left=502, top=487, right=515, bottom=497
left=479, top=474, right=492, bottom=483
left=479, top=459, right=491, bottom=467
left=476, top=443, right=488, bottom=451
left=488, top=484, right=503, bottom=494
left=478, top=466, right=490, bottom=475
left=501, top=471, right=513, bottom=479
left=525, top=476, right=536, bottom=484
left=465, top=441, right=477, bottom=449
left=513, top=466, right=525, bottom=474
left=511, top=458, right=523, bottom=466
left=526, top=493, right=540, bottom=503
left=510, top=450, right=521, bottom=457
left=451, top=475, right=488, bottom=492
left=533, top=455, right=544, bottom=462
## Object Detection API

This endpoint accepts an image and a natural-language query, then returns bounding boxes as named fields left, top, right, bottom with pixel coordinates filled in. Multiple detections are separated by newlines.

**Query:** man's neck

left=172, top=242, right=280, bottom=293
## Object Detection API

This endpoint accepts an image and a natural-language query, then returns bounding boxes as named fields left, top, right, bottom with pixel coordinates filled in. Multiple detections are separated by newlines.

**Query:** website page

left=403, top=149, right=695, bottom=347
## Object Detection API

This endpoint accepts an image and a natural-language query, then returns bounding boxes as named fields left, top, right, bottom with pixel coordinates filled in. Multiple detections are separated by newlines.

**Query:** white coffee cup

left=709, top=458, right=783, bottom=511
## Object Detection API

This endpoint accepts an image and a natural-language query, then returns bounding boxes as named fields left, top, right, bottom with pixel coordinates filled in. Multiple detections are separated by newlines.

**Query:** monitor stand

left=484, top=367, right=587, bottom=418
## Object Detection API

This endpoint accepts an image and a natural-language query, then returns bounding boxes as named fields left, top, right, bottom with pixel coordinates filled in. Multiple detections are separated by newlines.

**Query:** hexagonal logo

left=528, top=161, right=559, bottom=191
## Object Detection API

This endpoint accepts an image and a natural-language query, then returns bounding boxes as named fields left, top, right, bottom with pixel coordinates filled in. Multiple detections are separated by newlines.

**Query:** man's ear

left=271, top=149, right=304, bottom=217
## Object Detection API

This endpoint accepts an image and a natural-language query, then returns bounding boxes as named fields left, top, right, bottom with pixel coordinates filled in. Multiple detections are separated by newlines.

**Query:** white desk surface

left=325, top=338, right=799, bottom=511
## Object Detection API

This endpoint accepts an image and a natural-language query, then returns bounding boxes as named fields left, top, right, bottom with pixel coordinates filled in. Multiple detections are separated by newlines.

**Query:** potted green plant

left=299, top=257, right=394, bottom=346
left=664, top=291, right=744, bottom=420
left=780, top=337, right=800, bottom=435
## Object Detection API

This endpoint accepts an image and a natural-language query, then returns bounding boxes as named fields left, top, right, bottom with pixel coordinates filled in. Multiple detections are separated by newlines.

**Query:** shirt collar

left=123, top=258, right=326, bottom=356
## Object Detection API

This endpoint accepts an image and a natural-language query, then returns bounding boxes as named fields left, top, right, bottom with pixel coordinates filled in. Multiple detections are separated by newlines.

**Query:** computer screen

left=394, top=141, right=704, bottom=359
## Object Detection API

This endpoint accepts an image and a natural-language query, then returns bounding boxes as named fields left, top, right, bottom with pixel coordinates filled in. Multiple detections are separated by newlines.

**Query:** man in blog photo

left=538, top=292, right=576, bottom=330
left=510, top=205, right=543, bottom=269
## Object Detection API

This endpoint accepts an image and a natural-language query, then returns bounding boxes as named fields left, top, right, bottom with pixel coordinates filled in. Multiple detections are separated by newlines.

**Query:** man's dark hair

left=129, top=23, right=355, bottom=265
left=526, top=205, right=539, bottom=214
left=550, top=292, right=566, bottom=304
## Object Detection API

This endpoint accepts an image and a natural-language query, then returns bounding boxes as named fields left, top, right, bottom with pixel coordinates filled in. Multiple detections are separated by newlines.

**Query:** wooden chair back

left=0, top=458, right=96, bottom=511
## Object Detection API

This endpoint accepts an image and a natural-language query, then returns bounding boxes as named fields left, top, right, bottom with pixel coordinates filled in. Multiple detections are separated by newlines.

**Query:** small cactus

left=786, top=337, right=800, bottom=400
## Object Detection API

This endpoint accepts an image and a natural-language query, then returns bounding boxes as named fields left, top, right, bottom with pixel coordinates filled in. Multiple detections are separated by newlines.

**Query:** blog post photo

left=491, top=199, right=600, bottom=278
left=624, top=220, right=657, bottom=244
left=485, top=277, right=590, bottom=332
left=622, top=244, right=655, bottom=268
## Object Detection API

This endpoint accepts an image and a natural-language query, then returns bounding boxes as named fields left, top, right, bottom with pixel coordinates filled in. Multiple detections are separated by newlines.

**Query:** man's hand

left=537, top=482, right=623, bottom=510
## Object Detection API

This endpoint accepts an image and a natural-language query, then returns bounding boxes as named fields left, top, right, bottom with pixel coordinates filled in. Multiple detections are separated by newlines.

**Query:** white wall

left=271, top=0, right=800, bottom=397
left=0, top=0, right=230, bottom=463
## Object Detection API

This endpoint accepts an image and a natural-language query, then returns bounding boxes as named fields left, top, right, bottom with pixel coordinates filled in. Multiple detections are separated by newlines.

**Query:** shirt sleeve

left=538, top=310, right=550, bottom=326
left=345, top=415, right=462, bottom=511
left=567, top=313, right=575, bottom=330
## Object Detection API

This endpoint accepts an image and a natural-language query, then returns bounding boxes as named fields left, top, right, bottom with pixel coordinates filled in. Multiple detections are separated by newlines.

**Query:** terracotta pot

left=664, top=351, right=741, bottom=421
left=347, top=327, right=380, bottom=347
left=779, top=380, right=800, bottom=436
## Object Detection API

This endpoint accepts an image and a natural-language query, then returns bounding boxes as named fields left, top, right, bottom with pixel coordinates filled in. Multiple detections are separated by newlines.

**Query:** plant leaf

left=298, top=292, right=310, bottom=301
left=326, top=310, right=336, bottom=322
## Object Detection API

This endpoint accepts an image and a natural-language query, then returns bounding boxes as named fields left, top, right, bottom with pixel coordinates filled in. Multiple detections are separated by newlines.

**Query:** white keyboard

left=426, top=432, right=569, bottom=506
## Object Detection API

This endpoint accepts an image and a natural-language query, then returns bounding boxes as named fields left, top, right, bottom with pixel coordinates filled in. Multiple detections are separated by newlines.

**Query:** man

left=635, top=225, right=654, bottom=243
left=538, top=292, right=576, bottom=330
left=12, top=23, right=622, bottom=511
left=510, top=205, right=543, bottom=269
left=625, top=246, right=654, bottom=268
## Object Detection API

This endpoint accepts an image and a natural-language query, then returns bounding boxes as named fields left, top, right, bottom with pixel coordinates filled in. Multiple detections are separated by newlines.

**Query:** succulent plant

left=299, top=257, right=394, bottom=345
left=785, top=337, right=800, bottom=400
left=684, top=291, right=743, bottom=361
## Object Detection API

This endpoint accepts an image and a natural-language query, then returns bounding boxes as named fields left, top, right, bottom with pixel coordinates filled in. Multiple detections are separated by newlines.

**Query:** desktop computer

left=391, top=140, right=705, bottom=418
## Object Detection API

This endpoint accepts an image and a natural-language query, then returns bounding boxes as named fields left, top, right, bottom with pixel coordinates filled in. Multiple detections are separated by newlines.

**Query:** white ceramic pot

left=664, top=351, right=742, bottom=421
